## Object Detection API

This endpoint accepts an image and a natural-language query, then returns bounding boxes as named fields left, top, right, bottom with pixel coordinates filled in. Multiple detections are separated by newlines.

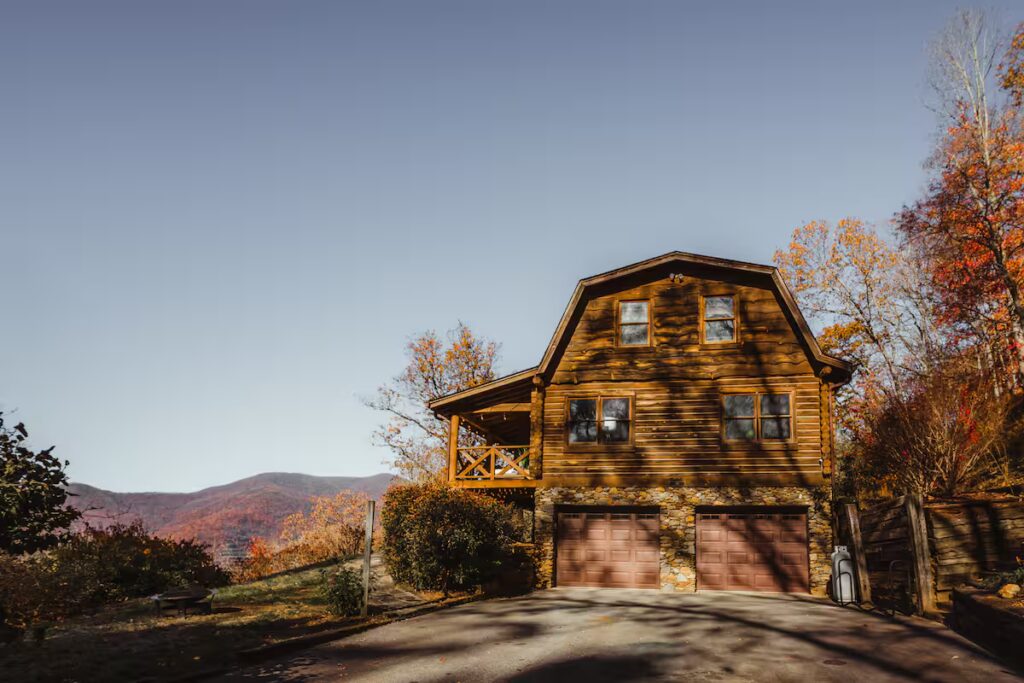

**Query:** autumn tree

left=774, top=12, right=1024, bottom=498
left=1002, top=22, right=1024, bottom=106
left=899, top=10, right=1024, bottom=389
left=771, top=220, right=1003, bottom=496
left=279, top=490, right=369, bottom=563
left=857, top=359, right=1015, bottom=496
left=365, top=323, right=499, bottom=481
left=233, top=537, right=275, bottom=582
left=773, top=220, right=942, bottom=421
left=0, top=413, right=80, bottom=554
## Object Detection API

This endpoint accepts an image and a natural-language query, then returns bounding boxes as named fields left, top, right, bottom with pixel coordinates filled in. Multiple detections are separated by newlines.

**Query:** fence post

left=360, top=499, right=376, bottom=618
left=904, top=493, right=936, bottom=615
left=843, top=503, right=872, bottom=604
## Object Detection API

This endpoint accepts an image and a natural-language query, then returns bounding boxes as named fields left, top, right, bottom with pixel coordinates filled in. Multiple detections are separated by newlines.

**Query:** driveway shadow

left=222, top=589, right=1022, bottom=682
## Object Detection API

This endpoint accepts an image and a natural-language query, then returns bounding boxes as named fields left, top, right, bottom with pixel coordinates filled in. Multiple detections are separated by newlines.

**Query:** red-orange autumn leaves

left=773, top=15, right=1024, bottom=496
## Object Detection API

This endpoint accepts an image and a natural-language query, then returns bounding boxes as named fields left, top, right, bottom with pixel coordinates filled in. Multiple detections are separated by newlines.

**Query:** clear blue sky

left=1, top=1, right=1016, bottom=492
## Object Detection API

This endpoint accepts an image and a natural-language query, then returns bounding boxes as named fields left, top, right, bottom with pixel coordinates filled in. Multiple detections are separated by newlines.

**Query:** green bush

left=381, top=483, right=518, bottom=595
left=321, top=566, right=364, bottom=616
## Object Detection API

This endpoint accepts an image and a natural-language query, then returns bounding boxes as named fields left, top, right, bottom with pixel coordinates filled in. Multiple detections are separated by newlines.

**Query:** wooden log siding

left=429, top=259, right=851, bottom=489
left=542, top=376, right=823, bottom=481
left=536, top=276, right=830, bottom=484
left=551, top=279, right=816, bottom=386
left=819, top=382, right=834, bottom=476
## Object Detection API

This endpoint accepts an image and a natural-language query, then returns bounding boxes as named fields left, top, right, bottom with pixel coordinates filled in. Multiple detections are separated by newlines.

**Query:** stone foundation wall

left=534, top=485, right=833, bottom=596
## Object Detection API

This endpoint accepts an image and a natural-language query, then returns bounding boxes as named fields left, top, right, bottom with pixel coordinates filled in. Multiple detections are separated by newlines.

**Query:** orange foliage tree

left=774, top=220, right=943, bottom=426
left=899, top=10, right=1024, bottom=389
left=858, top=359, right=1014, bottom=496
left=773, top=219, right=964, bottom=495
left=773, top=12, right=1024, bottom=497
left=232, top=536, right=275, bottom=582
left=1002, top=22, right=1024, bottom=107
left=279, top=490, right=369, bottom=563
left=365, top=323, right=499, bottom=481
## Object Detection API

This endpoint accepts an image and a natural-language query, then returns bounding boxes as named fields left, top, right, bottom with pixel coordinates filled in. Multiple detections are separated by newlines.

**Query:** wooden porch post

left=447, top=414, right=460, bottom=483
left=530, top=378, right=545, bottom=479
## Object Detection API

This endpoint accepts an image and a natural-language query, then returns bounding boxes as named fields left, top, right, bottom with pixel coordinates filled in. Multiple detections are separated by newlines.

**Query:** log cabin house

left=429, top=252, right=851, bottom=595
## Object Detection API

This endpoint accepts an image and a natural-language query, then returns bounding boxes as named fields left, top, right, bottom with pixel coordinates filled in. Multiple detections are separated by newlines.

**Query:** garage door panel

left=727, top=574, right=752, bottom=589
left=697, top=509, right=809, bottom=593
left=701, top=551, right=723, bottom=565
left=556, top=508, right=660, bottom=589
left=779, top=551, right=804, bottom=566
left=560, top=548, right=584, bottom=562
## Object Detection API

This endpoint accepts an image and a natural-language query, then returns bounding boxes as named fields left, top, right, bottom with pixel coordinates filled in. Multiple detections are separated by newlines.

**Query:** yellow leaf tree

left=279, top=490, right=370, bottom=563
left=365, top=323, right=499, bottom=481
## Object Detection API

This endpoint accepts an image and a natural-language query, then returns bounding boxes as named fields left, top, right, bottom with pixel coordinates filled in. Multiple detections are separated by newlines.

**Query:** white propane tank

left=831, top=545, right=857, bottom=605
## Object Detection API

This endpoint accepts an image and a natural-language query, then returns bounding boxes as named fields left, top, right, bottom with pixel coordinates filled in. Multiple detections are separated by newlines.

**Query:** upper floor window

left=723, top=392, right=792, bottom=441
left=568, top=397, right=632, bottom=444
left=703, top=295, right=736, bottom=343
left=618, top=300, right=650, bottom=346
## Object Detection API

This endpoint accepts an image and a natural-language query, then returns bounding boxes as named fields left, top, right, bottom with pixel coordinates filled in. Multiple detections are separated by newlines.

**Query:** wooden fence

left=840, top=495, right=1024, bottom=614
left=927, top=499, right=1024, bottom=605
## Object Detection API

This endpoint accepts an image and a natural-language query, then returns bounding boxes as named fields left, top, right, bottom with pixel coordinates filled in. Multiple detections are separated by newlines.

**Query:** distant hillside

left=67, top=472, right=396, bottom=555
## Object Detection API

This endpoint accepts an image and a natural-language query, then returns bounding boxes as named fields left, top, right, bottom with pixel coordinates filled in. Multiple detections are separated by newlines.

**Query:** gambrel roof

left=430, top=252, right=851, bottom=416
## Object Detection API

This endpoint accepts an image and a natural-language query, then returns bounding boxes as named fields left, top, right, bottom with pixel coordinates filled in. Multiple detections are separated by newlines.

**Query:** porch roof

left=428, top=366, right=537, bottom=418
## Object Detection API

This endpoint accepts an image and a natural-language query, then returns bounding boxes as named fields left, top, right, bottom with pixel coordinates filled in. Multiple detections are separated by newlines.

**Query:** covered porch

left=431, top=368, right=543, bottom=488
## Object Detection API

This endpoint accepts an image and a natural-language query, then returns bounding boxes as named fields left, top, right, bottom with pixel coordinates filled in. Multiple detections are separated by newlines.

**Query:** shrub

left=857, top=362, right=1016, bottom=496
left=381, top=483, right=518, bottom=595
left=0, top=552, right=65, bottom=637
left=321, top=566, right=364, bottom=616
left=1, top=522, right=230, bottom=638
left=50, top=521, right=230, bottom=607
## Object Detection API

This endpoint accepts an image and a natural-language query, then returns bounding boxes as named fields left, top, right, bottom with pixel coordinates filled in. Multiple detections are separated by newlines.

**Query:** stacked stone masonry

left=534, top=485, right=833, bottom=596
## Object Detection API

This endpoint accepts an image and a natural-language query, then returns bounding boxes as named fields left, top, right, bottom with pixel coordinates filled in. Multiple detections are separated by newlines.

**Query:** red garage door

left=556, top=508, right=660, bottom=588
left=697, top=508, right=809, bottom=593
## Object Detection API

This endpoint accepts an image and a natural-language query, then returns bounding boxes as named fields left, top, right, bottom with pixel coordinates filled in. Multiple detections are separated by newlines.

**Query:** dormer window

left=618, top=300, right=650, bottom=346
left=702, top=295, right=736, bottom=343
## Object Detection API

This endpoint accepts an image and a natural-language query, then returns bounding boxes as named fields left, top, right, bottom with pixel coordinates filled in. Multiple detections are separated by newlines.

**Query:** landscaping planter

left=951, top=587, right=1024, bottom=671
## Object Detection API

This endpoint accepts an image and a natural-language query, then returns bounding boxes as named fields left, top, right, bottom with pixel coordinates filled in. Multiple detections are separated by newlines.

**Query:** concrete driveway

left=221, top=589, right=1021, bottom=682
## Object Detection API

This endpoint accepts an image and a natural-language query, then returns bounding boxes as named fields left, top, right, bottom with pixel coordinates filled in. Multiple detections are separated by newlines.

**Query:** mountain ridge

left=67, top=472, right=396, bottom=555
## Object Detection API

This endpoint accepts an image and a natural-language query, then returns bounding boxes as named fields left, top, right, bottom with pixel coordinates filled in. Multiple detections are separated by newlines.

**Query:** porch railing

left=455, top=445, right=532, bottom=481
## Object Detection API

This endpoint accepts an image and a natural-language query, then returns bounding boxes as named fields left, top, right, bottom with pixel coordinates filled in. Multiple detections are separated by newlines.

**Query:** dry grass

left=0, top=562, right=360, bottom=682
